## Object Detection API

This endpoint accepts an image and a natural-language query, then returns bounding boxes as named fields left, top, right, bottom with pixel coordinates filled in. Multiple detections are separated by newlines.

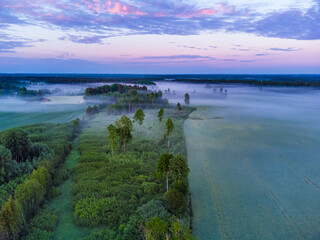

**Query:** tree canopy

left=158, top=108, right=164, bottom=123
left=157, top=153, right=173, bottom=192
left=1, top=129, right=30, bottom=162
left=133, top=108, right=145, bottom=130
left=165, top=118, right=174, bottom=149
left=107, top=124, right=118, bottom=156
left=169, top=154, right=189, bottom=182
left=115, top=115, right=133, bottom=151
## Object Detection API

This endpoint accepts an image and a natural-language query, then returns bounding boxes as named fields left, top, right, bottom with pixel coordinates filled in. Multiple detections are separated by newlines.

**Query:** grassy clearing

left=184, top=106, right=320, bottom=240
left=49, top=138, right=89, bottom=240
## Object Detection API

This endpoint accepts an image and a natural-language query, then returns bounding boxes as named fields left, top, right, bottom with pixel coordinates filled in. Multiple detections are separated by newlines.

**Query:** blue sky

left=0, top=0, right=319, bottom=73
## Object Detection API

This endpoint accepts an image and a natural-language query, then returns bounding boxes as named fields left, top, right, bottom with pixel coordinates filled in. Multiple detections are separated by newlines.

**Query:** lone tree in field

left=115, top=115, right=133, bottom=151
left=166, top=118, right=174, bottom=149
left=107, top=124, right=118, bottom=156
left=133, top=108, right=145, bottom=131
left=184, top=93, right=190, bottom=105
left=177, top=102, right=182, bottom=113
left=158, top=108, right=164, bottom=123
left=169, top=154, right=189, bottom=182
left=157, top=153, right=173, bottom=192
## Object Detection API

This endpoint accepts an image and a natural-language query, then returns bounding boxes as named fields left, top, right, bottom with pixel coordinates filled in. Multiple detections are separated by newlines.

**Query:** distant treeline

left=0, top=76, right=156, bottom=85
left=2, top=75, right=319, bottom=87
left=0, top=82, right=45, bottom=97
left=171, top=79, right=320, bottom=87
left=85, top=84, right=148, bottom=96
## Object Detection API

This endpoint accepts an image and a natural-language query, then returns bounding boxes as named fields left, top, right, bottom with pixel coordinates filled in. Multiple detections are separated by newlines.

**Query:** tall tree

left=133, top=108, right=145, bottom=131
left=115, top=115, right=133, bottom=151
left=0, top=195, right=20, bottom=240
left=2, top=129, right=30, bottom=162
left=169, top=154, right=189, bottom=182
left=0, top=145, right=12, bottom=184
left=177, top=103, right=182, bottom=114
left=165, top=118, right=174, bottom=150
left=158, top=108, right=164, bottom=123
left=157, top=153, right=173, bottom=192
left=107, top=124, right=118, bottom=156
left=184, top=93, right=190, bottom=105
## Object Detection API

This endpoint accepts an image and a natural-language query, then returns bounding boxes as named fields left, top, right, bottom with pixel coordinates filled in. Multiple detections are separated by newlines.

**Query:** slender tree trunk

left=166, top=172, right=169, bottom=192
left=167, top=135, right=170, bottom=150
left=18, top=204, right=26, bottom=224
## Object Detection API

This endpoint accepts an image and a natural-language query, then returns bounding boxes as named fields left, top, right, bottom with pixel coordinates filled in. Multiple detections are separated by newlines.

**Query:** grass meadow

left=184, top=105, right=320, bottom=240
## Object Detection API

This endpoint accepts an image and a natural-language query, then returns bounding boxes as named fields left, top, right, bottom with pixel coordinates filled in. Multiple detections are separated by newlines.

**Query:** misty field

left=184, top=88, right=320, bottom=240
left=0, top=97, right=87, bottom=131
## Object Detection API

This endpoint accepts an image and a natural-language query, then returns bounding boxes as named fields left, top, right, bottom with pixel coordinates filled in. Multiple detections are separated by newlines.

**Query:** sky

left=0, top=0, right=319, bottom=74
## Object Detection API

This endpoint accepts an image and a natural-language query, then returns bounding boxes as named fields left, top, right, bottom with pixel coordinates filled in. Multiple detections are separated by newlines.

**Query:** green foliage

left=0, top=195, right=20, bottom=240
left=0, top=145, right=13, bottom=184
left=115, top=115, right=133, bottom=151
left=0, top=175, right=27, bottom=207
left=22, top=207, right=58, bottom=240
left=75, top=197, right=117, bottom=227
left=166, top=188, right=187, bottom=215
left=107, top=124, right=118, bottom=156
left=0, top=121, right=77, bottom=239
left=107, top=90, right=167, bottom=115
left=169, top=154, right=189, bottom=182
left=166, top=118, right=174, bottom=149
left=85, top=84, right=147, bottom=96
left=1, top=128, right=30, bottom=162
left=170, top=221, right=194, bottom=240
left=158, top=108, right=164, bottom=123
left=81, top=228, right=120, bottom=240
left=145, top=217, right=169, bottom=240
left=72, top=108, right=194, bottom=239
left=157, top=153, right=173, bottom=192
left=133, top=108, right=145, bottom=129
left=18, top=87, right=43, bottom=97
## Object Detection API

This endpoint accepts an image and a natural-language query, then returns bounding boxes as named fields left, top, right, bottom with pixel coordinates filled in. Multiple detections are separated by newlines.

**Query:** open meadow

left=0, top=96, right=88, bottom=131
left=181, top=85, right=320, bottom=240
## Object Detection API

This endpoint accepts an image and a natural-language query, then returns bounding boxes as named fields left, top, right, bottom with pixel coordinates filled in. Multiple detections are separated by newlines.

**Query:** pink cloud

left=178, top=3, right=237, bottom=18
left=81, top=0, right=147, bottom=16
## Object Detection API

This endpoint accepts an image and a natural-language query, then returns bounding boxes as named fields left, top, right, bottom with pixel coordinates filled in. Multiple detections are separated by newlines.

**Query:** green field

left=0, top=104, right=87, bottom=131
left=184, top=105, right=320, bottom=240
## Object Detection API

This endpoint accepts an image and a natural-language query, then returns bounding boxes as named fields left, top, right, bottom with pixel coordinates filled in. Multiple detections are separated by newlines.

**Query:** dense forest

left=1, top=74, right=320, bottom=87
left=0, top=120, right=80, bottom=239
left=0, top=76, right=156, bottom=85
left=85, top=84, right=147, bottom=96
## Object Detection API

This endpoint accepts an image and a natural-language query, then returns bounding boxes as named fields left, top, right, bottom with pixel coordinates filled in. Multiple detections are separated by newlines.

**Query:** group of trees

left=0, top=83, right=44, bottom=98
left=85, top=84, right=147, bottom=96
left=17, top=88, right=44, bottom=97
left=107, top=89, right=167, bottom=115
left=157, top=153, right=190, bottom=214
left=86, top=103, right=108, bottom=117
left=0, top=121, right=80, bottom=239
left=73, top=105, right=194, bottom=239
